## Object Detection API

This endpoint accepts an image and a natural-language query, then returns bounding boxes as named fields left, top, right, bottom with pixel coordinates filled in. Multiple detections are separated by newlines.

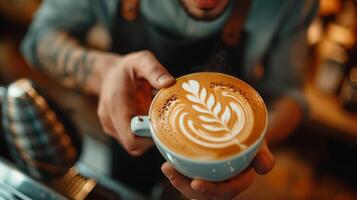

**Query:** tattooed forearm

left=37, top=31, right=100, bottom=92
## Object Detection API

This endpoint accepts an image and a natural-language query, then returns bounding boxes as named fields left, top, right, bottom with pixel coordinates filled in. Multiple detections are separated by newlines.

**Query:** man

left=22, top=0, right=317, bottom=199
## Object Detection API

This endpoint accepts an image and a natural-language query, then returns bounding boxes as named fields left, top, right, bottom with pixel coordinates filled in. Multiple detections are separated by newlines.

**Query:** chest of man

left=110, top=0, right=248, bottom=77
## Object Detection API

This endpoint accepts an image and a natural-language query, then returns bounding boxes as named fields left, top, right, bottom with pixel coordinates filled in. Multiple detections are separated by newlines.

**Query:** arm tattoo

left=37, top=32, right=96, bottom=91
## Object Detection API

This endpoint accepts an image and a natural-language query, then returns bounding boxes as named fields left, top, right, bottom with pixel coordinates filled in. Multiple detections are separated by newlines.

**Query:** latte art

left=170, top=79, right=253, bottom=149
left=150, top=73, right=267, bottom=161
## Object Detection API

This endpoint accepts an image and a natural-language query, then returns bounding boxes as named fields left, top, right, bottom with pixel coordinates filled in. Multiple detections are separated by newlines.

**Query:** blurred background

left=0, top=0, right=356, bottom=199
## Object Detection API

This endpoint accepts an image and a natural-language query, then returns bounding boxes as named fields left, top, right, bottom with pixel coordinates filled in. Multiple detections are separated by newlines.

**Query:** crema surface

left=150, top=73, right=267, bottom=161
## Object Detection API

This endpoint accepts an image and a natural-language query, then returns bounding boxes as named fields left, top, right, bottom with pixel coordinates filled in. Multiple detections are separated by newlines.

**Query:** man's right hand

left=97, top=50, right=175, bottom=156
left=31, top=31, right=175, bottom=156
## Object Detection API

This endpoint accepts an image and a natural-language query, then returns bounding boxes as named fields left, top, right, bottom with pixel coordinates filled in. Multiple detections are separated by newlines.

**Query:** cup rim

left=148, top=72, right=268, bottom=164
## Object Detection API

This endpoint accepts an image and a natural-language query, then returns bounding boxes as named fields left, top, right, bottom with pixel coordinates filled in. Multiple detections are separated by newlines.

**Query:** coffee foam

left=150, top=73, right=267, bottom=161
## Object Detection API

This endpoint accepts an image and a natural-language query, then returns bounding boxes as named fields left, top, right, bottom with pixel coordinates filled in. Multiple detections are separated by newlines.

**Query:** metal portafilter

left=0, top=79, right=97, bottom=199
left=0, top=79, right=79, bottom=179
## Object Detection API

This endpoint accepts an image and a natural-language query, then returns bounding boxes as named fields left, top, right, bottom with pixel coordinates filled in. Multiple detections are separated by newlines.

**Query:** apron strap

left=222, top=0, right=252, bottom=47
left=121, top=0, right=140, bottom=21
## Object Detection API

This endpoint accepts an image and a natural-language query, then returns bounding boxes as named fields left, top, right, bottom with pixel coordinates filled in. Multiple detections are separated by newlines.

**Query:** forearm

left=36, top=31, right=119, bottom=94
left=265, top=95, right=303, bottom=144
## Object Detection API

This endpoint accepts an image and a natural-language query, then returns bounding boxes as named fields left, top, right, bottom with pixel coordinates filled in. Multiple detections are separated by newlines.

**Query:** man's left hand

left=161, top=141, right=274, bottom=200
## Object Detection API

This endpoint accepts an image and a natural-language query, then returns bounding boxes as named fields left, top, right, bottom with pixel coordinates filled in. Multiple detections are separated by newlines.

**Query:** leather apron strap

left=121, top=0, right=140, bottom=21
left=222, top=0, right=252, bottom=47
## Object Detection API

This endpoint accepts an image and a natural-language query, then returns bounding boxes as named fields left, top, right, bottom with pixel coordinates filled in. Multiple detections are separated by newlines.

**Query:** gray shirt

left=21, top=0, right=318, bottom=117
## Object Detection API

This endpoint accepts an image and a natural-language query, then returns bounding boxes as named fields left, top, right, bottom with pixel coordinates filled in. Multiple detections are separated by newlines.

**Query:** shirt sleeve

left=258, top=0, right=318, bottom=120
left=21, top=0, right=96, bottom=69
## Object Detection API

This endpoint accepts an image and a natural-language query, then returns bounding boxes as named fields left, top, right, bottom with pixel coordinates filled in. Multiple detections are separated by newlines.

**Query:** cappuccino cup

left=131, top=72, right=267, bottom=181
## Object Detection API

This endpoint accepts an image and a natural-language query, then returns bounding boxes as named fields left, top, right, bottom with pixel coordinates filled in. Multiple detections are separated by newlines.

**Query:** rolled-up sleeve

left=258, top=0, right=318, bottom=119
left=21, top=0, right=95, bottom=69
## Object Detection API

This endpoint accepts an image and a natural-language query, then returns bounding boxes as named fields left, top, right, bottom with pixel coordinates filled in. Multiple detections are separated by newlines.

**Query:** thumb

left=133, top=51, right=175, bottom=89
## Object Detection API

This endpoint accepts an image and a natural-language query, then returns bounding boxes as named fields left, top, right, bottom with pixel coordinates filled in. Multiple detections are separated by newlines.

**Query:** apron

left=111, top=8, right=246, bottom=77
left=110, top=5, right=247, bottom=194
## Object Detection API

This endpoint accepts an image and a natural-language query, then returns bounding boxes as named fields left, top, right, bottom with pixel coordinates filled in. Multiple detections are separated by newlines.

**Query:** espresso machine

left=0, top=79, right=148, bottom=200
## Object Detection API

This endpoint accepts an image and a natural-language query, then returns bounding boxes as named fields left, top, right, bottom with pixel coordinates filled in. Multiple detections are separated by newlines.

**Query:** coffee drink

left=150, top=72, right=267, bottom=161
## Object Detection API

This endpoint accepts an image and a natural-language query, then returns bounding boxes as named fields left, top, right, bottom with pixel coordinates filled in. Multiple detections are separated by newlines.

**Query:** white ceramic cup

left=131, top=72, right=267, bottom=181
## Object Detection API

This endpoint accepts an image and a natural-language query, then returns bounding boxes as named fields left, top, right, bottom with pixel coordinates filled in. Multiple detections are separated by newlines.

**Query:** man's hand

left=161, top=141, right=275, bottom=200
left=97, top=50, right=175, bottom=156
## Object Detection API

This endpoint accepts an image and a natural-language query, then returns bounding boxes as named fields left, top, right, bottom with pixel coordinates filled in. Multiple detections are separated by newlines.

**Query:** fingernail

left=162, top=168, right=173, bottom=179
left=158, top=74, right=174, bottom=85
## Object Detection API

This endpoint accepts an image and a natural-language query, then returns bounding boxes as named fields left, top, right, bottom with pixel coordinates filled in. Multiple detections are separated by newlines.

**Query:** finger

left=97, top=103, right=117, bottom=137
left=134, top=80, right=153, bottom=115
left=161, top=162, right=205, bottom=200
left=191, top=168, right=256, bottom=199
left=99, top=116, right=116, bottom=137
left=111, top=98, right=154, bottom=156
left=113, top=118, right=153, bottom=156
left=252, top=141, right=275, bottom=174
left=98, top=102, right=134, bottom=149
left=132, top=51, right=175, bottom=89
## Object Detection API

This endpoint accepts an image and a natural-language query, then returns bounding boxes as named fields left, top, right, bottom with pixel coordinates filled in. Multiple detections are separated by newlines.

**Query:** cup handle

left=130, top=116, right=152, bottom=137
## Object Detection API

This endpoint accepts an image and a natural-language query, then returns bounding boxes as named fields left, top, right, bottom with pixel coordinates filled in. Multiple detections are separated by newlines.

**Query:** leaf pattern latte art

left=171, top=79, right=250, bottom=149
